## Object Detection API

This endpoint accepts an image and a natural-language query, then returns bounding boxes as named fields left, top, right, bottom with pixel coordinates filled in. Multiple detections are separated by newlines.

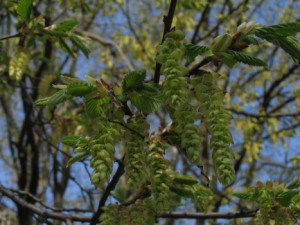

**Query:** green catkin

left=174, top=104, right=202, bottom=165
left=9, top=48, right=29, bottom=81
left=100, top=200, right=157, bottom=225
left=148, top=136, right=174, bottom=202
left=125, top=114, right=149, bottom=187
left=192, top=184, right=214, bottom=212
left=89, top=123, right=121, bottom=187
left=156, top=30, right=202, bottom=165
left=100, top=205, right=120, bottom=225
left=192, top=73, right=235, bottom=185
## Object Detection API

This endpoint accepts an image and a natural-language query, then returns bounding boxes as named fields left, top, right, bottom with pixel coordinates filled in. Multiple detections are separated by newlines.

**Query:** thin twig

left=75, top=30, right=134, bottom=70
left=230, top=108, right=300, bottom=119
left=0, top=183, right=259, bottom=222
left=161, top=209, right=258, bottom=219
left=153, top=0, right=178, bottom=83
left=10, top=188, right=93, bottom=213
left=0, top=33, right=21, bottom=41
left=0, top=184, right=91, bottom=223
left=108, top=119, right=145, bottom=140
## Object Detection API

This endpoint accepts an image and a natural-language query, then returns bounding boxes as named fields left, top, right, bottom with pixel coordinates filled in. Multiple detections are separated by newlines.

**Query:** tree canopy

left=1, top=0, right=300, bottom=225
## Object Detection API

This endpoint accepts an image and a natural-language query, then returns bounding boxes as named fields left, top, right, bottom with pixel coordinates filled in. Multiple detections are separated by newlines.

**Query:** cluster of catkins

left=156, top=30, right=202, bottom=165
left=191, top=73, right=235, bottom=185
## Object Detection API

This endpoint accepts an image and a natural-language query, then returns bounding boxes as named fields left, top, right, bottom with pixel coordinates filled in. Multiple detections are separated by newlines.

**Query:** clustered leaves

left=9, top=0, right=91, bottom=82
left=32, top=16, right=300, bottom=225
left=121, top=70, right=162, bottom=114
left=185, top=21, right=300, bottom=68
left=251, top=22, right=300, bottom=63
left=234, top=180, right=300, bottom=225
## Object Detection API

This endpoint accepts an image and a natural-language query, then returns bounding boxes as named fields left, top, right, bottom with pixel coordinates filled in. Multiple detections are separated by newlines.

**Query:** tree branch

left=161, top=210, right=258, bottom=219
left=230, top=108, right=300, bottom=119
left=262, top=64, right=298, bottom=110
left=0, top=183, right=259, bottom=222
left=0, top=184, right=91, bottom=223
left=0, top=33, right=21, bottom=41
left=108, top=119, right=145, bottom=140
left=153, top=0, right=178, bottom=83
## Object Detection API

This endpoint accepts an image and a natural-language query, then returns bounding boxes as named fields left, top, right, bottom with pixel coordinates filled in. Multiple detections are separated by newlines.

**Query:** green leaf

left=222, top=54, right=237, bottom=68
left=55, top=20, right=78, bottom=32
left=58, top=38, right=75, bottom=57
left=287, top=179, right=300, bottom=189
left=233, top=192, right=254, bottom=200
left=113, top=187, right=127, bottom=203
left=62, top=135, right=83, bottom=147
left=179, top=0, right=207, bottom=10
left=184, top=43, right=211, bottom=63
left=70, top=34, right=91, bottom=57
left=122, top=69, right=146, bottom=91
left=39, top=28, right=69, bottom=38
left=276, top=191, right=298, bottom=207
left=274, top=37, right=300, bottom=64
left=66, top=82, right=95, bottom=96
left=292, top=195, right=300, bottom=204
left=129, top=82, right=162, bottom=114
left=35, top=90, right=69, bottom=106
left=84, top=96, right=110, bottom=118
left=67, top=152, right=89, bottom=167
left=242, top=35, right=260, bottom=45
left=173, top=175, right=198, bottom=185
left=34, top=98, right=49, bottom=106
left=48, top=90, right=70, bottom=106
left=130, top=94, right=162, bottom=114
left=169, top=185, right=194, bottom=198
left=17, top=0, right=33, bottom=21
left=224, top=50, right=267, bottom=67
left=253, top=22, right=300, bottom=40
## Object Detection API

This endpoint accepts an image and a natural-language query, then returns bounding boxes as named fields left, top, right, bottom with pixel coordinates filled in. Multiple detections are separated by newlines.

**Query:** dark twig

left=161, top=209, right=258, bottom=219
left=108, top=119, right=145, bottom=140
left=153, top=0, right=178, bottom=83
left=262, top=65, right=298, bottom=110
left=191, top=4, right=210, bottom=44
left=0, top=183, right=259, bottom=222
left=188, top=57, right=213, bottom=76
left=230, top=108, right=300, bottom=119
left=0, top=33, right=21, bottom=41
left=9, top=188, right=93, bottom=213
left=0, top=184, right=91, bottom=223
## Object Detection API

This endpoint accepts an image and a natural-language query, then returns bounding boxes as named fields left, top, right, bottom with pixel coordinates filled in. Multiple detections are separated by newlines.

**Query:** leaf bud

left=210, top=33, right=233, bottom=52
